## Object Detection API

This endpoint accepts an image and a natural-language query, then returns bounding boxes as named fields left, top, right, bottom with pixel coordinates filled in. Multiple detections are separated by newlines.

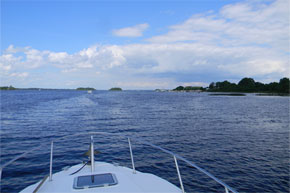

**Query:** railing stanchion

left=49, top=141, right=53, bottom=181
left=225, top=186, right=229, bottom=193
left=174, top=155, right=185, bottom=193
left=0, top=168, right=2, bottom=183
left=91, top=136, right=95, bottom=173
left=0, top=132, right=238, bottom=193
left=128, top=138, right=136, bottom=174
left=0, top=168, right=2, bottom=192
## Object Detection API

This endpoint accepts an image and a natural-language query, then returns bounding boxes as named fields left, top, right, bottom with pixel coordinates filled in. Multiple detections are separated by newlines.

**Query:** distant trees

left=173, top=86, right=205, bottom=91
left=208, top=77, right=290, bottom=93
left=215, top=81, right=238, bottom=92
left=279, top=78, right=290, bottom=93
left=184, top=86, right=204, bottom=91
left=173, top=77, right=289, bottom=93
left=209, top=82, right=215, bottom=89
left=109, top=87, right=122, bottom=91
left=0, top=85, right=16, bottom=90
left=174, top=86, right=184, bottom=91
left=238, top=78, right=255, bottom=92
left=76, top=87, right=96, bottom=91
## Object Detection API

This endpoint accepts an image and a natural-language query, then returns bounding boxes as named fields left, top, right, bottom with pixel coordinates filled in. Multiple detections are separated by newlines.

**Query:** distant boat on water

left=88, top=90, right=92, bottom=94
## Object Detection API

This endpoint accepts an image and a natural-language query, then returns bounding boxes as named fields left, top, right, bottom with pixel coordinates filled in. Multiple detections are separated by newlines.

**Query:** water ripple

left=0, top=90, right=289, bottom=192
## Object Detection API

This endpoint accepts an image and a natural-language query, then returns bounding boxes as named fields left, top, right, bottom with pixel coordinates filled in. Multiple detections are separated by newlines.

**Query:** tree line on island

left=208, top=77, right=289, bottom=93
left=1, top=77, right=289, bottom=93
left=173, top=86, right=205, bottom=92
left=76, top=87, right=96, bottom=91
left=0, top=86, right=17, bottom=90
left=172, top=77, right=289, bottom=93
left=76, top=87, right=122, bottom=91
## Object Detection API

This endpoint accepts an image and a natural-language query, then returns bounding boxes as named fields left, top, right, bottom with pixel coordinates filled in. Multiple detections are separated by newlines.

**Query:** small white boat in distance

left=0, top=132, right=238, bottom=193
left=88, top=90, right=92, bottom=94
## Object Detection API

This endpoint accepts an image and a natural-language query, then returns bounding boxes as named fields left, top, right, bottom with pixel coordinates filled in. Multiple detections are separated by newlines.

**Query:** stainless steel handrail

left=174, top=155, right=185, bottom=193
left=32, top=175, right=48, bottom=193
left=128, top=138, right=136, bottom=174
left=0, top=132, right=238, bottom=193
left=49, top=141, right=53, bottom=181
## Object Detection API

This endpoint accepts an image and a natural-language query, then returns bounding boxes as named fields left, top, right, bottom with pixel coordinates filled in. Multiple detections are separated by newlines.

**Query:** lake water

left=0, top=90, right=289, bottom=192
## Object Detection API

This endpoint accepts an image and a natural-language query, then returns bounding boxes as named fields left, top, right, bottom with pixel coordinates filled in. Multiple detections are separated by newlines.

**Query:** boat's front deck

left=20, top=161, right=181, bottom=193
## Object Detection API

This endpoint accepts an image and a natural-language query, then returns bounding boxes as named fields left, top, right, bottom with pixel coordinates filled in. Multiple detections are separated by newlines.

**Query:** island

left=76, top=87, right=96, bottom=91
left=1, top=77, right=288, bottom=95
left=172, top=86, right=205, bottom=92
left=207, top=77, right=289, bottom=94
left=157, top=77, right=289, bottom=95
left=155, top=89, right=170, bottom=92
left=0, top=86, right=17, bottom=90
left=109, top=87, right=122, bottom=91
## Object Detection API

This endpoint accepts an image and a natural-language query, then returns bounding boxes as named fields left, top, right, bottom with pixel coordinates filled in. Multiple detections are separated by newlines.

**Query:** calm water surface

left=0, top=90, right=289, bottom=192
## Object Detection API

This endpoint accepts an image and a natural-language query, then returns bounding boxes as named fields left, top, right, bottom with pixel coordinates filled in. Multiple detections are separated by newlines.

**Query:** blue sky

left=2, top=0, right=241, bottom=52
left=1, top=0, right=289, bottom=89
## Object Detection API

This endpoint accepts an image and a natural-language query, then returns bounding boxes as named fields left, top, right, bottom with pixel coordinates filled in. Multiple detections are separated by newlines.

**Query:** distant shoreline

left=1, top=76, right=289, bottom=94
left=0, top=87, right=74, bottom=91
left=1, top=88, right=289, bottom=96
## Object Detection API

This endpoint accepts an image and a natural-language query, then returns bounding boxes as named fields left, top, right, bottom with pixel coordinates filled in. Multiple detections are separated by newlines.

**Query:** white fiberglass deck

left=1, top=132, right=238, bottom=193
left=20, top=161, right=181, bottom=193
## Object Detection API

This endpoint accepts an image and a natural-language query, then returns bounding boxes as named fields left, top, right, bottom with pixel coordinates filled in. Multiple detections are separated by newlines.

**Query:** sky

left=0, top=0, right=289, bottom=89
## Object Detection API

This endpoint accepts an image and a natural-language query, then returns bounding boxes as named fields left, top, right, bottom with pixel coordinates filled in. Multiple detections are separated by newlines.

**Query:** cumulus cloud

left=182, top=82, right=209, bottom=87
left=117, top=80, right=171, bottom=89
left=147, top=0, right=289, bottom=51
left=9, top=72, right=29, bottom=78
left=0, top=0, right=288, bottom=89
left=112, top=23, right=149, bottom=37
left=0, top=54, right=16, bottom=71
left=0, top=42, right=287, bottom=88
left=48, top=52, right=69, bottom=62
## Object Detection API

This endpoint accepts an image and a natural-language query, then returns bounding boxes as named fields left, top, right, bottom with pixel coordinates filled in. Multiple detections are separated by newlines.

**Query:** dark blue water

left=0, top=90, right=289, bottom=192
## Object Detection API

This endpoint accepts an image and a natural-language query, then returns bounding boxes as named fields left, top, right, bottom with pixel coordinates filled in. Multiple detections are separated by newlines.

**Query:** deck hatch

left=73, top=173, right=118, bottom=189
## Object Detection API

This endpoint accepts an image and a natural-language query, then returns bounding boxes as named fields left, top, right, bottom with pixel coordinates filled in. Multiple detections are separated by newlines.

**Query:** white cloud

left=0, top=0, right=288, bottom=89
left=182, top=82, right=209, bottom=87
left=112, top=23, right=149, bottom=37
left=0, top=64, right=11, bottom=71
left=48, top=52, right=69, bottom=62
left=65, top=81, right=77, bottom=86
left=117, top=81, right=171, bottom=89
left=218, top=59, right=286, bottom=76
left=147, top=0, right=289, bottom=51
left=1, top=41, right=288, bottom=88
left=61, top=68, right=78, bottom=73
left=9, top=72, right=29, bottom=78
left=116, top=80, right=209, bottom=89
left=0, top=54, right=16, bottom=71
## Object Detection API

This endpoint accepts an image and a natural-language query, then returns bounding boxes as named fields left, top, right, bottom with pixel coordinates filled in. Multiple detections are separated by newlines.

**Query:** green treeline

left=208, top=77, right=290, bottom=93
left=173, top=86, right=205, bottom=91
left=109, top=87, right=122, bottom=91
left=0, top=86, right=17, bottom=90
left=76, top=87, right=96, bottom=91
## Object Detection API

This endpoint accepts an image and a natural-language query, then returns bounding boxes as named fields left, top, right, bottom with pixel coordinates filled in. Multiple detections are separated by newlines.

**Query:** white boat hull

left=20, top=161, right=181, bottom=193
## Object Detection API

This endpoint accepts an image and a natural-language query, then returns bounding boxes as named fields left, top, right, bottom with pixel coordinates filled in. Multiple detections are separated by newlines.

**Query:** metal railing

left=0, top=132, right=238, bottom=193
